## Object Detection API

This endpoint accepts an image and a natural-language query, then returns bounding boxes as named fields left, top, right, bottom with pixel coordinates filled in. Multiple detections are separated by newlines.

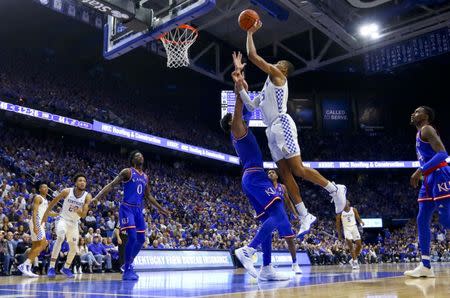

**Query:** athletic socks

left=324, top=181, right=338, bottom=193
left=295, top=202, right=308, bottom=218
left=422, top=255, right=431, bottom=269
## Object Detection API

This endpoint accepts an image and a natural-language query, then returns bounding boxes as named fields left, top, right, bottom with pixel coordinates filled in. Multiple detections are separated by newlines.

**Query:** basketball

left=238, top=9, right=260, bottom=31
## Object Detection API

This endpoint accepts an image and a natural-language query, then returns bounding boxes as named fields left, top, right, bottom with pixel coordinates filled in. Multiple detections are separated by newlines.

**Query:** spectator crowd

left=0, top=123, right=449, bottom=276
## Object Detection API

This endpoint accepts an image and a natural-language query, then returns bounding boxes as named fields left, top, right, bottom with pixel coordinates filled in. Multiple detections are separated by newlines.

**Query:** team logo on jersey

left=265, top=187, right=276, bottom=196
left=437, top=181, right=450, bottom=193
left=121, top=218, right=129, bottom=225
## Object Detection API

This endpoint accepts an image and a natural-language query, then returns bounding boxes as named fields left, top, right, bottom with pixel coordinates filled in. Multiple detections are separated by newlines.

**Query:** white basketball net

left=160, top=25, right=198, bottom=68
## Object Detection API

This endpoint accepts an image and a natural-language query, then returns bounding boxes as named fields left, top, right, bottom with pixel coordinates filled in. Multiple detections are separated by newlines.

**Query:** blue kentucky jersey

left=231, top=128, right=263, bottom=170
left=123, top=168, right=148, bottom=206
left=416, top=129, right=436, bottom=167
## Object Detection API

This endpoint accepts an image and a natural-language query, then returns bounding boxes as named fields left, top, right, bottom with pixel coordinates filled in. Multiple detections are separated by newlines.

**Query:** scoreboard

left=365, top=27, right=450, bottom=73
left=221, top=91, right=265, bottom=127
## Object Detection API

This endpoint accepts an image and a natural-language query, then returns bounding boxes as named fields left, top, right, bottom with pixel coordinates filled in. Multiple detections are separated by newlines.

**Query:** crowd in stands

left=0, top=123, right=449, bottom=277
left=0, top=48, right=418, bottom=161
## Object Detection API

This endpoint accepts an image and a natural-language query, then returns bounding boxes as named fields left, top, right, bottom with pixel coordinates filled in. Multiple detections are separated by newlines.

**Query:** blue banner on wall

left=322, top=99, right=352, bottom=132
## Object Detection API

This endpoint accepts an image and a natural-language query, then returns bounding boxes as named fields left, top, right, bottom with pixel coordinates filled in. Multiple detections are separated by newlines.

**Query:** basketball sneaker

left=404, top=263, right=435, bottom=278
left=123, top=267, right=139, bottom=281
left=18, top=263, right=38, bottom=278
left=61, top=268, right=74, bottom=278
left=330, top=183, right=347, bottom=214
left=47, top=267, right=56, bottom=278
left=235, top=246, right=258, bottom=278
left=351, top=259, right=359, bottom=270
left=297, top=213, right=317, bottom=238
left=292, top=263, right=302, bottom=274
left=259, top=264, right=290, bottom=281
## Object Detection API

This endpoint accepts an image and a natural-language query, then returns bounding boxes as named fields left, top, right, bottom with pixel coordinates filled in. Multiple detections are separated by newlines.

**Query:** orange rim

left=159, top=24, right=198, bottom=45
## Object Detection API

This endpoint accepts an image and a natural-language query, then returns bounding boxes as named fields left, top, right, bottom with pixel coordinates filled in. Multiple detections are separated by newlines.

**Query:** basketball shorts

left=266, top=114, right=301, bottom=162
left=30, top=220, right=46, bottom=242
left=242, top=170, right=294, bottom=238
left=343, top=225, right=361, bottom=241
left=418, top=165, right=450, bottom=202
left=119, top=203, right=146, bottom=233
left=55, top=217, right=79, bottom=243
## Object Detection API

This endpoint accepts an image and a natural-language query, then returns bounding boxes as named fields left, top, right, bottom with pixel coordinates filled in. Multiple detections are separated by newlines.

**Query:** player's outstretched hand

left=248, top=20, right=262, bottom=34
left=232, top=51, right=246, bottom=72
left=410, top=169, right=422, bottom=188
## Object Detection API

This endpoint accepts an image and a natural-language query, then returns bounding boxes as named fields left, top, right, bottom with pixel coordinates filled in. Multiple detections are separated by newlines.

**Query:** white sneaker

left=292, top=263, right=302, bottom=274
left=18, top=263, right=38, bottom=278
left=235, top=246, right=258, bottom=278
left=259, top=264, right=290, bottom=281
left=404, top=263, right=435, bottom=278
left=74, top=267, right=78, bottom=274
left=330, top=183, right=347, bottom=214
left=297, top=213, right=317, bottom=238
left=351, top=260, right=359, bottom=270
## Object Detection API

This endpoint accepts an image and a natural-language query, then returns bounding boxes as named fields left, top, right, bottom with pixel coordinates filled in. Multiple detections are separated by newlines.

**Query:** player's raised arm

left=76, top=193, right=93, bottom=219
left=232, top=51, right=262, bottom=112
left=230, top=71, right=247, bottom=139
left=94, top=168, right=131, bottom=201
left=353, top=208, right=365, bottom=226
left=144, top=182, right=170, bottom=217
left=246, top=22, right=285, bottom=81
left=41, top=188, right=70, bottom=224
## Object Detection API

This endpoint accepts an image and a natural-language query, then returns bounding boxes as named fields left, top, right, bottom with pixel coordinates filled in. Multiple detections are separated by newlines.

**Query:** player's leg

left=131, top=207, right=146, bottom=261
left=61, top=222, right=78, bottom=278
left=286, top=155, right=346, bottom=214
left=437, top=199, right=450, bottom=228
left=276, top=159, right=316, bottom=237
left=120, top=204, right=139, bottom=280
left=405, top=199, right=436, bottom=278
left=258, top=201, right=292, bottom=281
left=346, top=239, right=355, bottom=261
left=285, top=236, right=301, bottom=274
left=19, top=239, right=47, bottom=277
left=48, top=220, right=66, bottom=278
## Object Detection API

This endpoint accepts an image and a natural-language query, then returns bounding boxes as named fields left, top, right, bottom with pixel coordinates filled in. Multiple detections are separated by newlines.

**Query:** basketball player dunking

left=94, top=151, right=170, bottom=280
left=235, top=22, right=347, bottom=237
left=267, top=169, right=302, bottom=274
left=336, top=200, right=364, bottom=270
left=221, top=67, right=295, bottom=281
left=42, top=174, right=93, bottom=278
left=405, top=106, right=450, bottom=278
left=18, top=182, right=56, bottom=277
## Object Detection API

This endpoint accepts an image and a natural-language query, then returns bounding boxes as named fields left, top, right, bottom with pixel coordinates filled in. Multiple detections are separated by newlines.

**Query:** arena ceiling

left=32, top=0, right=450, bottom=84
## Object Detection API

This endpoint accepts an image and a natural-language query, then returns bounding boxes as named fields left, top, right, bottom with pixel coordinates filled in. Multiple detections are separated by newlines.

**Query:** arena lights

left=359, top=23, right=381, bottom=40
left=2, top=100, right=449, bottom=169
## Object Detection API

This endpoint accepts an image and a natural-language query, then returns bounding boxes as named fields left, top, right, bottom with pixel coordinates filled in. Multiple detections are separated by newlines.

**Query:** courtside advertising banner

left=134, top=250, right=234, bottom=270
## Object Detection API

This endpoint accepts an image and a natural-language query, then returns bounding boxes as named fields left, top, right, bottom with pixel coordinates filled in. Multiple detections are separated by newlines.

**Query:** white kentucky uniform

left=56, top=188, right=87, bottom=242
left=341, top=207, right=361, bottom=241
left=240, top=76, right=300, bottom=162
left=30, top=195, right=48, bottom=242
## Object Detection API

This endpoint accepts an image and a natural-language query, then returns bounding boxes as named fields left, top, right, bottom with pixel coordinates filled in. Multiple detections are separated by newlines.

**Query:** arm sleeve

left=239, top=89, right=261, bottom=112
left=421, top=151, right=449, bottom=173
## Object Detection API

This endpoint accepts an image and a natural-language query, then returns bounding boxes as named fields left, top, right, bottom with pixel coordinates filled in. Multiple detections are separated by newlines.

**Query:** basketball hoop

left=160, top=24, right=198, bottom=68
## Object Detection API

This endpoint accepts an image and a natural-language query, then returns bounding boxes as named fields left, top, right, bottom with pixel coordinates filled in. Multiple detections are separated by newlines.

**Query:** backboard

left=103, top=0, right=215, bottom=59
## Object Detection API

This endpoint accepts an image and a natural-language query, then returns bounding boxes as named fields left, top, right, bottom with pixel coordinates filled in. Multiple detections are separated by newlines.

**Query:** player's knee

left=292, top=164, right=306, bottom=177
left=136, top=232, right=146, bottom=244
left=126, top=229, right=137, bottom=243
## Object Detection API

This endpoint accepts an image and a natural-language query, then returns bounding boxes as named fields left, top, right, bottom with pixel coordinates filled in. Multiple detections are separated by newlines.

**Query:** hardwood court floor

left=0, top=263, right=448, bottom=297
